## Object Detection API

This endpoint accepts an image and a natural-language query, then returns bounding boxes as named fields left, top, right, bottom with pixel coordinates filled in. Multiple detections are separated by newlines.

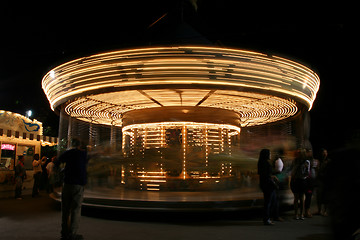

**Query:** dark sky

left=0, top=1, right=355, bottom=151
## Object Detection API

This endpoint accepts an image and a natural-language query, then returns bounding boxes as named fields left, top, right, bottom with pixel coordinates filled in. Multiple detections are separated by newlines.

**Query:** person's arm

left=41, top=157, right=47, bottom=166
left=32, top=159, right=41, bottom=167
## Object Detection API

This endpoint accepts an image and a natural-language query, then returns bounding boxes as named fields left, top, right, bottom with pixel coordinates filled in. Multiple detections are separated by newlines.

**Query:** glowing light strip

left=139, top=179, right=167, bottom=183
left=123, top=122, right=240, bottom=134
left=42, top=46, right=320, bottom=111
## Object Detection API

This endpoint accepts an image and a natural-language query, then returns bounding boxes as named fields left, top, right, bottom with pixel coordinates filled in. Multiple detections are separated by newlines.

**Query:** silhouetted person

left=15, top=156, right=26, bottom=199
left=40, top=156, right=49, bottom=191
left=304, top=149, right=315, bottom=218
left=315, top=148, right=331, bottom=216
left=272, top=149, right=285, bottom=222
left=258, top=149, right=278, bottom=225
left=290, top=150, right=309, bottom=220
left=46, top=156, right=56, bottom=193
left=57, top=139, right=88, bottom=240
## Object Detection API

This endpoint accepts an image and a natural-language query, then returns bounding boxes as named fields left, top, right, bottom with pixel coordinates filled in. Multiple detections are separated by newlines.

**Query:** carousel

left=43, top=46, right=319, bottom=210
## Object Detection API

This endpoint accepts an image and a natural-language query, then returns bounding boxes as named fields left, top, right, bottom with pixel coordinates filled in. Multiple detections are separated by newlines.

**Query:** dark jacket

left=58, top=148, right=88, bottom=186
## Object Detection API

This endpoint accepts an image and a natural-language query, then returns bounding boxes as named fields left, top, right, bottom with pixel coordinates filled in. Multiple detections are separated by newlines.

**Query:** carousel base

left=50, top=186, right=293, bottom=212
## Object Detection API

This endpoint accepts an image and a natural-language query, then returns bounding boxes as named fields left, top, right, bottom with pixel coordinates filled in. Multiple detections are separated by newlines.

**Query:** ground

left=0, top=191, right=332, bottom=240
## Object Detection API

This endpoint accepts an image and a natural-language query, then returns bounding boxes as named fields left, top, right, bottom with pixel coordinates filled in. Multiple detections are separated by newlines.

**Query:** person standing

left=32, top=154, right=42, bottom=197
left=258, top=149, right=278, bottom=225
left=56, top=139, right=88, bottom=240
left=315, top=148, right=331, bottom=216
left=46, top=156, right=56, bottom=193
left=304, top=149, right=316, bottom=218
left=272, top=149, right=285, bottom=222
left=15, top=156, right=26, bottom=199
left=290, top=150, right=310, bottom=220
left=40, top=156, right=49, bottom=191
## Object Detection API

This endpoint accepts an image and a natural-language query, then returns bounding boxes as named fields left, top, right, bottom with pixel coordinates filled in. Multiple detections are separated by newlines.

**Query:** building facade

left=0, top=110, right=58, bottom=197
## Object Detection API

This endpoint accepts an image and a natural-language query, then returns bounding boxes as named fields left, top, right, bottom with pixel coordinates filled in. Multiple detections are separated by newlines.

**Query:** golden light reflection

left=122, top=121, right=240, bottom=187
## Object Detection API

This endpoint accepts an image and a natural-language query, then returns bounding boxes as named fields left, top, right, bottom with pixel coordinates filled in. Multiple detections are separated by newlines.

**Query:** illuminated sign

left=1, top=144, right=15, bottom=151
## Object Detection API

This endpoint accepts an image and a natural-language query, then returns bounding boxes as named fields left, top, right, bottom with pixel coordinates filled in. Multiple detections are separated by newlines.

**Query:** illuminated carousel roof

left=42, top=46, right=320, bottom=127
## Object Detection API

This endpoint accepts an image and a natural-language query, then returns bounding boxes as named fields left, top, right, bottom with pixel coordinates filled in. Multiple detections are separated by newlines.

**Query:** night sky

left=0, top=1, right=355, bottom=152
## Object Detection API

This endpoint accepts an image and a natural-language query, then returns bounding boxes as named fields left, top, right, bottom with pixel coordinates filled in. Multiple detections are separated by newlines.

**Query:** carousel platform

left=50, top=186, right=293, bottom=212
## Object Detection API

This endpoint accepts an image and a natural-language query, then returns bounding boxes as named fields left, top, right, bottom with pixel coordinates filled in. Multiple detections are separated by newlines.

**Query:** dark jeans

left=262, top=188, right=277, bottom=223
left=15, top=177, right=23, bottom=198
left=305, top=191, right=313, bottom=209
left=61, top=184, right=84, bottom=238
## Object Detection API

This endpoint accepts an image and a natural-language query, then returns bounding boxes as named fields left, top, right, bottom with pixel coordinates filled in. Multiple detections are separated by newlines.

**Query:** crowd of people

left=257, top=147, right=332, bottom=225
left=14, top=153, right=57, bottom=200
left=12, top=142, right=358, bottom=239
left=14, top=139, right=87, bottom=240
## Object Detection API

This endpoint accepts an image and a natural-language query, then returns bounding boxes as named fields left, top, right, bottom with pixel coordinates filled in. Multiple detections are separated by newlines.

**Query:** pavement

left=0, top=191, right=333, bottom=240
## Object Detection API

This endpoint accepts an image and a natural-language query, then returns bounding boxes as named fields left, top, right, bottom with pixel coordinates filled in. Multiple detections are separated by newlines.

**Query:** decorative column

left=89, top=122, right=94, bottom=148
left=204, top=126, right=209, bottom=176
left=182, top=125, right=187, bottom=180
left=67, top=114, right=72, bottom=149
left=110, top=123, right=116, bottom=152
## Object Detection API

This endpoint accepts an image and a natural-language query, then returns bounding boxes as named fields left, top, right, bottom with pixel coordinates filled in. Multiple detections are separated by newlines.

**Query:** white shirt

left=46, top=162, right=54, bottom=175
left=274, top=158, right=284, bottom=173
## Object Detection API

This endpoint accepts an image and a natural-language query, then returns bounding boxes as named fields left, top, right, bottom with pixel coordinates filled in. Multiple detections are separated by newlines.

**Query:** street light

left=26, top=110, right=32, bottom=118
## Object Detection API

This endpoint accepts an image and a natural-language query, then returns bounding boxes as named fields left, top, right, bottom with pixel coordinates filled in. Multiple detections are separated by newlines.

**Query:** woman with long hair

left=258, top=149, right=278, bottom=225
